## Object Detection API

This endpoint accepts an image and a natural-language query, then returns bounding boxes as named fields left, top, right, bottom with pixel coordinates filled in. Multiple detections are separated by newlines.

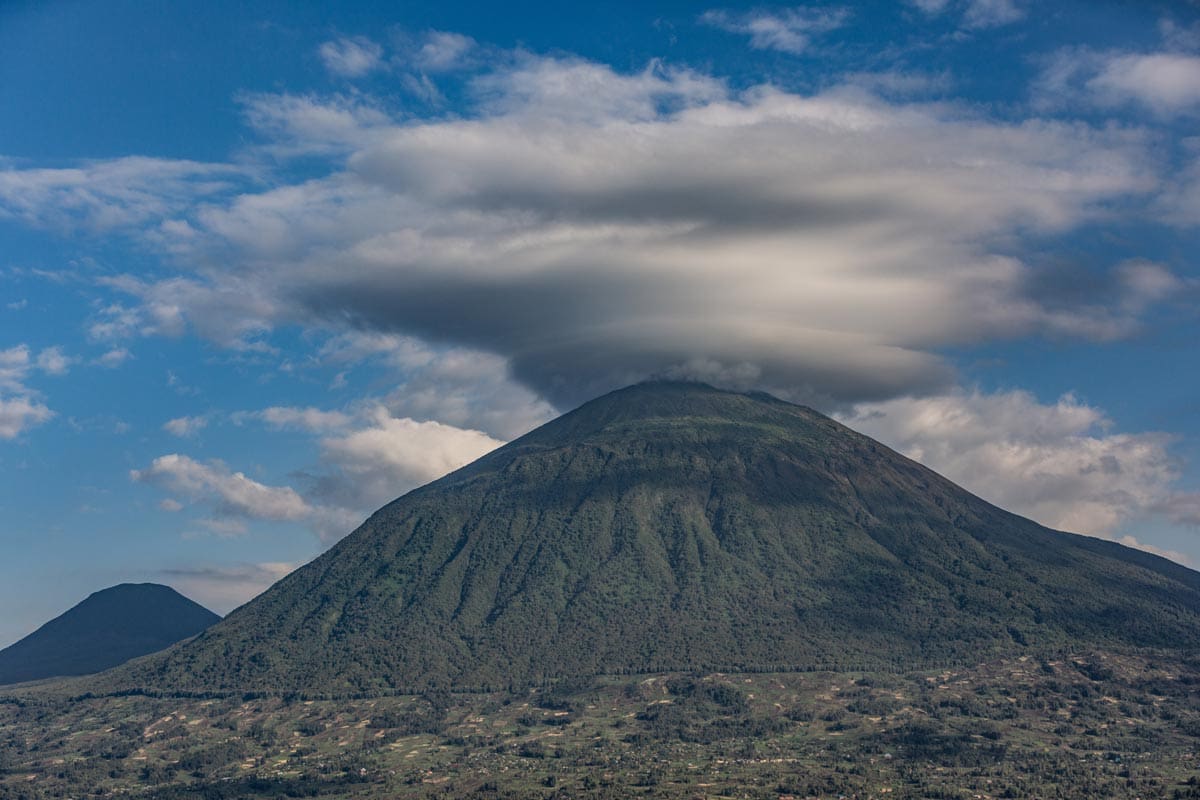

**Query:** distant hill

left=110, top=382, right=1200, bottom=695
left=0, top=583, right=219, bottom=685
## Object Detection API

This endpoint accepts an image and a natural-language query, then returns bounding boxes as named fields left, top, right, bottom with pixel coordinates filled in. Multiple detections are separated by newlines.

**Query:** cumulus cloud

left=134, top=407, right=503, bottom=542
left=131, top=454, right=312, bottom=524
left=0, top=345, right=55, bottom=439
left=841, top=389, right=1182, bottom=538
left=1089, top=53, right=1200, bottom=115
left=314, top=406, right=504, bottom=510
left=0, top=396, right=53, bottom=439
left=699, top=7, right=850, bottom=54
left=0, top=345, right=33, bottom=392
left=318, top=36, right=384, bottom=78
left=35, top=346, right=72, bottom=375
left=1038, top=48, right=1200, bottom=118
left=158, top=562, right=297, bottom=615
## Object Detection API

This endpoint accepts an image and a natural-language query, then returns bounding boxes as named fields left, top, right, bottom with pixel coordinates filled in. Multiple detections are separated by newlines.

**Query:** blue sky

left=1, top=0, right=1199, bottom=648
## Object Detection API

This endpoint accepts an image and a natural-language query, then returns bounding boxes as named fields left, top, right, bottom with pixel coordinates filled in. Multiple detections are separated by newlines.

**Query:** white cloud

left=88, top=304, right=142, bottom=342
left=318, top=36, right=384, bottom=78
left=1159, top=19, right=1200, bottom=52
left=961, top=0, right=1023, bottom=29
left=132, top=451, right=367, bottom=543
left=841, top=69, right=953, bottom=97
left=0, top=345, right=54, bottom=439
left=315, top=331, right=556, bottom=439
left=414, top=31, right=476, bottom=71
left=700, top=7, right=850, bottom=54
left=317, top=406, right=504, bottom=510
left=904, top=0, right=1021, bottom=27
left=35, top=346, right=72, bottom=375
left=95, top=347, right=132, bottom=368
left=0, top=345, right=33, bottom=392
left=0, top=396, right=53, bottom=439
left=131, top=454, right=312, bottom=523
left=906, top=0, right=952, bottom=13
left=235, top=405, right=353, bottom=433
left=0, top=157, right=243, bottom=233
left=1118, top=535, right=1191, bottom=566
left=1089, top=53, right=1200, bottom=116
left=841, top=389, right=1181, bottom=538
left=1038, top=48, right=1200, bottom=118
left=96, top=275, right=278, bottom=349
left=163, top=415, right=208, bottom=437
left=239, top=92, right=391, bottom=156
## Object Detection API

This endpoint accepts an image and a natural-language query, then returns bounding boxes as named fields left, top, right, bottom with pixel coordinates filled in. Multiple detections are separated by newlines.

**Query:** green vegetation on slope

left=102, top=383, right=1200, bottom=694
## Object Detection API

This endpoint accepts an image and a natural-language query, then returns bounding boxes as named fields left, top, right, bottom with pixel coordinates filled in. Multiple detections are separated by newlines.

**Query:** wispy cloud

left=961, top=0, right=1023, bottom=29
left=163, top=415, right=208, bottom=437
left=412, top=30, right=476, bottom=71
left=904, top=0, right=1024, bottom=29
left=238, top=91, right=391, bottom=156
left=699, top=7, right=849, bottom=54
left=0, top=157, right=245, bottom=234
left=95, top=347, right=132, bottom=368
left=233, top=405, right=353, bottom=433
left=318, top=35, right=384, bottom=78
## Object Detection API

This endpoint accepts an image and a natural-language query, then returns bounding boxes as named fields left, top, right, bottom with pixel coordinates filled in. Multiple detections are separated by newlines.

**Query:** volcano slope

left=111, top=382, right=1200, bottom=696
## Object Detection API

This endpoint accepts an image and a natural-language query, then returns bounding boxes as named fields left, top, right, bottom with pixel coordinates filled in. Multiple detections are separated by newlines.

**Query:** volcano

left=0, top=583, right=219, bottom=685
left=112, top=383, right=1200, bottom=695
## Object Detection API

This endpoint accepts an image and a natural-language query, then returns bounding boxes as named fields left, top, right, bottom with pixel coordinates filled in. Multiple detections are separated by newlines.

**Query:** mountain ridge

left=104, top=382, right=1200, bottom=695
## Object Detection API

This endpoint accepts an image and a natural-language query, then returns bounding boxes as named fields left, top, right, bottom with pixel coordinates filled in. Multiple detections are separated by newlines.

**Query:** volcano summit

left=112, top=382, right=1200, bottom=695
